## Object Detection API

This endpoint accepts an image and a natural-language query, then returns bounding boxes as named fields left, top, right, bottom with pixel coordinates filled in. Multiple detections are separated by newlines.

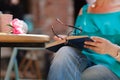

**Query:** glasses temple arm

left=65, top=25, right=82, bottom=32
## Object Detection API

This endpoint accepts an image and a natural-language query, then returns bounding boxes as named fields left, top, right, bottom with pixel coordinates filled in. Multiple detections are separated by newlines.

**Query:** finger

left=84, top=45, right=105, bottom=54
left=84, top=41, right=99, bottom=47
left=90, top=36, right=106, bottom=42
left=58, top=35, right=67, bottom=38
left=84, top=45, right=99, bottom=51
left=53, top=36, right=63, bottom=41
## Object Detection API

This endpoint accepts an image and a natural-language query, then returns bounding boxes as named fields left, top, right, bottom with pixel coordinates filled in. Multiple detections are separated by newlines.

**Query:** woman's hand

left=84, top=36, right=119, bottom=57
left=53, top=35, right=67, bottom=41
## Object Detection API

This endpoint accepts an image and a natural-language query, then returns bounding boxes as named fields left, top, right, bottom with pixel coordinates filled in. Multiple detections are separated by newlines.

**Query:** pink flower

left=9, top=18, right=28, bottom=34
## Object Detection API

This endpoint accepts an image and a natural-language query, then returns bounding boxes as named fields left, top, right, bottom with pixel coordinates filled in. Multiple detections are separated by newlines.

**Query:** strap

left=82, top=4, right=89, bottom=14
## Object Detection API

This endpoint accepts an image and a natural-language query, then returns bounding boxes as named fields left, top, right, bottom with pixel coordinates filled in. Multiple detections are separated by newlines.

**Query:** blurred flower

left=8, top=18, right=28, bottom=34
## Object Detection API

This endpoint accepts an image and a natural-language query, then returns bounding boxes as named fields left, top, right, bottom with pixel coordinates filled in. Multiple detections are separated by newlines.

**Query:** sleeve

left=72, top=5, right=100, bottom=37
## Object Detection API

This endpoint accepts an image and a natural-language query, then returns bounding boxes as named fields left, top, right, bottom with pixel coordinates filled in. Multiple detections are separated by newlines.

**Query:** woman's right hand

left=53, top=35, right=67, bottom=41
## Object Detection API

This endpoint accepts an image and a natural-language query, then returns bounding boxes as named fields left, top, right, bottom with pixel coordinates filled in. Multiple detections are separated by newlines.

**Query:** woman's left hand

left=84, top=36, right=119, bottom=57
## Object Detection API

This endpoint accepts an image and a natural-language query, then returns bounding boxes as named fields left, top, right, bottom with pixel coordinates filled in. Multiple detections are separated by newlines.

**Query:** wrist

left=109, top=44, right=119, bottom=57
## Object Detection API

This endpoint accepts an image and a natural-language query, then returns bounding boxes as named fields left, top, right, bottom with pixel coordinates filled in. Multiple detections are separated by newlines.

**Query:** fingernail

left=84, top=42, right=87, bottom=44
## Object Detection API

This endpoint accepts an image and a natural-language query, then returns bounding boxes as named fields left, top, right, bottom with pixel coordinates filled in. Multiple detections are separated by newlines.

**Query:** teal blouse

left=73, top=5, right=120, bottom=78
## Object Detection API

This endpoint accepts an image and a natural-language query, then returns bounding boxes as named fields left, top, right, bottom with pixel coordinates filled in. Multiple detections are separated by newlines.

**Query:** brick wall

left=31, top=0, right=74, bottom=39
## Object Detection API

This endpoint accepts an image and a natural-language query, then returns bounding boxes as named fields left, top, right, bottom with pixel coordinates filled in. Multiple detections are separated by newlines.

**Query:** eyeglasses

left=56, top=18, right=82, bottom=32
left=51, top=18, right=82, bottom=40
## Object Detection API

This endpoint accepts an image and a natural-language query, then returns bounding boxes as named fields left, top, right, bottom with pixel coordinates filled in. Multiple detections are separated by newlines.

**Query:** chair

left=19, top=50, right=42, bottom=79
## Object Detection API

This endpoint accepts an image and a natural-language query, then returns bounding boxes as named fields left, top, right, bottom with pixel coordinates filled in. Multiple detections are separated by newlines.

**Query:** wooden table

left=0, top=33, right=50, bottom=80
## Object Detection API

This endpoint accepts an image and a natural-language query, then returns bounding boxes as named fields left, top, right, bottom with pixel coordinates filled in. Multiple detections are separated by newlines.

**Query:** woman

left=47, top=0, right=120, bottom=80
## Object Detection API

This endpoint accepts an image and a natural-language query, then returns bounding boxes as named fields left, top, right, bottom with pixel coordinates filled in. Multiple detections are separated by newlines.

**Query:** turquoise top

left=73, top=5, right=120, bottom=78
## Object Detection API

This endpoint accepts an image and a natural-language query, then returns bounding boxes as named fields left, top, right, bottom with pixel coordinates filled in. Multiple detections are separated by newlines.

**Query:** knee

left=55, top=46, right=75, bottom=58
left=52, top=46, right=78, bottom=63
left=58, top=46, right=74, bottom=53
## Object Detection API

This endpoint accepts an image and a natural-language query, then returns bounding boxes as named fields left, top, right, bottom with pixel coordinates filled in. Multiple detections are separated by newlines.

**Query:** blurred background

left=0, top=0, right=86, bottom=80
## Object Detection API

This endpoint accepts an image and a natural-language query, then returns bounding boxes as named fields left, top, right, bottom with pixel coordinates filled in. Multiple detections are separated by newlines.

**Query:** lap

left=48, top=46, right=119, bottom=80
left=81, top=65, right=119, bottom=80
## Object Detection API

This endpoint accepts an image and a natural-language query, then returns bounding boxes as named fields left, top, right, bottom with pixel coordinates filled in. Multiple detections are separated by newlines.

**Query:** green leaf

left=7, top=24, right=13, bottom=27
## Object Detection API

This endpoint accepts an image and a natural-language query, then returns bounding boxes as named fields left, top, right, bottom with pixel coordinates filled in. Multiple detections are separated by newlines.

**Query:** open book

left=46, top=36, right=93, bottom=52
